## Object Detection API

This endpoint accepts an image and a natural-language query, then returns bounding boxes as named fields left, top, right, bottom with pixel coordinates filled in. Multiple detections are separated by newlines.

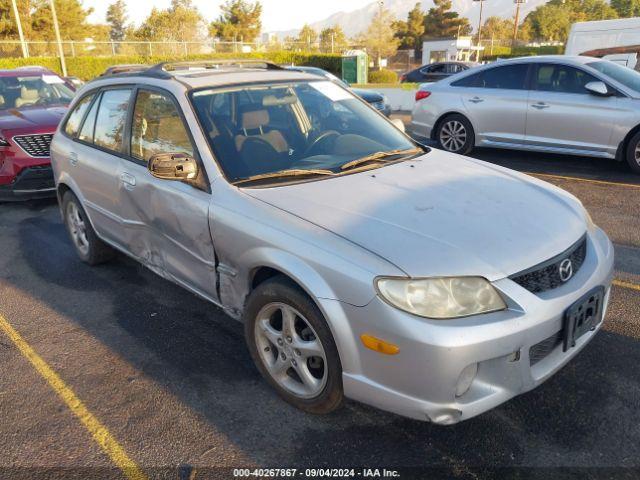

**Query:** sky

left=85, top=0, right=374, bottom=32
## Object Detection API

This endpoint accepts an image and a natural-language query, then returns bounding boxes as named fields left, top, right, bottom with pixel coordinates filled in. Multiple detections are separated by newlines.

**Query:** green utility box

left=342, top=51, right=368, bottom=85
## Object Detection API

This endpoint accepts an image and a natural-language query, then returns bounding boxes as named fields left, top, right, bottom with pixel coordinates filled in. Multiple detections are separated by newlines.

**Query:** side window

left=93, top=89, right=132, bottom=153
left=131, top=89, right=193, bottom=163
left=64, top=94, right=94, bottom=137
left=476, top=64, right=529, bottom=90
left=533, top=64, right=599, bottom=94
left=451, top=72, right=481, bottom=88
left=78, top=93, right=100, bottom=143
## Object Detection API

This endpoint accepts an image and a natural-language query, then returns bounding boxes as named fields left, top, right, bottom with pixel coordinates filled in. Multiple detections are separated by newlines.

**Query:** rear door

left=65, top=88, right=133, bottom=248
left=118, top=86, right=218, bottom=300
left=525, top=63, right=617, bottom=154
left=454, top=63, right=531, bottom=145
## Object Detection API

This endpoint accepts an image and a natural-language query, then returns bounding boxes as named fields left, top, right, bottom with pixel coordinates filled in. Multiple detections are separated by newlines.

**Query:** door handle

left=531, top=102, right=550, bottom=109
left=120, top=172, right=136, bottom=188
left=468, top=97, right=484, bottom=103
left=69, top=151, right=78, bottom=166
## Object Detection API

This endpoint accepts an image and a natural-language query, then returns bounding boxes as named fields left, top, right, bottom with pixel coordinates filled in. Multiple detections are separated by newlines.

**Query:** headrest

left=20, top=87, right=39, bottom=100
left=241, top=109, right=269, bottom=130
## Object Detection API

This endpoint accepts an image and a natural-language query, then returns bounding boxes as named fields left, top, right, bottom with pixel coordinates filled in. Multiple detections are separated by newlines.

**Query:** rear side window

left=64, top=94, right=94, bottom=137
left=93, top=89, right=132, bottom=153
left=452, top=64, right=529, bottom=90
left=532, top=64, right=599, bottom=94
left=78, top=94, right=100, bottom=143
left=130, top=90, right=193, bottom=163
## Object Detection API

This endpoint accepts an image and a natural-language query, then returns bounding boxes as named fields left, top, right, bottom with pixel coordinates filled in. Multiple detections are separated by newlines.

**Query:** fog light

left=455, top=363, right=478, bottom=397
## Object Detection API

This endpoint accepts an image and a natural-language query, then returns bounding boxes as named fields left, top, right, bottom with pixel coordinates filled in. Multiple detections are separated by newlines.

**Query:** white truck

left=565, top=17, right=640, bottom=69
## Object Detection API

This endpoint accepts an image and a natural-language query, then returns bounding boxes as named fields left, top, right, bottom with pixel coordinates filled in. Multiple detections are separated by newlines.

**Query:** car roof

left=0, top=66, right=56, bottom=77
left=85, top=62, right=323, bottom=92
left=493, top=55, right=599, bottom=66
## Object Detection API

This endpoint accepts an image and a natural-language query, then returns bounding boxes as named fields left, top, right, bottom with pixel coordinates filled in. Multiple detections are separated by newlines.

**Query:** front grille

left=510, top=236, right=587, bottom=294
left=11, top=165, right=54, bottom=191
left=13, top=134, right=53, bottom=158
left=530, top=330, right=563, bottom=366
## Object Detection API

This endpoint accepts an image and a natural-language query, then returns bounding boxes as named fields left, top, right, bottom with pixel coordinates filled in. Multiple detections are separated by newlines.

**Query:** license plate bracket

left=563, top=286, right=605, bottom=352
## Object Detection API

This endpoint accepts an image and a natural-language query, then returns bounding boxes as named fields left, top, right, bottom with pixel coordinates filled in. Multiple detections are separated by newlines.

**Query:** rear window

left=64, top=94, right=94, bottom=137
left=451, top=64, right=529, bottom=90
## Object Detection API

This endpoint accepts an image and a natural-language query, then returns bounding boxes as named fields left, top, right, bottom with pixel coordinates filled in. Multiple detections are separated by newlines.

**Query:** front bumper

left=334, top=227, right=614, bottom=424
left=0, top=164, right=56, bottom=201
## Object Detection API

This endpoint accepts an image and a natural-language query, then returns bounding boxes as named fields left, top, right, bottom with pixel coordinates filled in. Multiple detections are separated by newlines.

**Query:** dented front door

left=117, top=158, right=218, bottom=301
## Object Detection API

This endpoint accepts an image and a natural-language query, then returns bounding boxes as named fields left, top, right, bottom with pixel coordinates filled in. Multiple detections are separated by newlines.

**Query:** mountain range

left=272, top=0, right=547, bottom=38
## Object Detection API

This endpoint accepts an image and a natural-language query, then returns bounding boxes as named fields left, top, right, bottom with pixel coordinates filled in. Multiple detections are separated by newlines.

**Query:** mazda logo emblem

left=559, top=258, right=573, bottom=282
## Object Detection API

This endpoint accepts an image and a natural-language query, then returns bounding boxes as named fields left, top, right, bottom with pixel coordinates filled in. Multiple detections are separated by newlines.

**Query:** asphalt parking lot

left=1, top=141, right=640, bottom=479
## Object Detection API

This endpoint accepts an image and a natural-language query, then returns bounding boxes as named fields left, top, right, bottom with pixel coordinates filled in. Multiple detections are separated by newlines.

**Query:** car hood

left=351, top=88, right=384, bottom=103
left=244, top=151, right=587, bottom=280
left=0, top=105, right=68, bottom=131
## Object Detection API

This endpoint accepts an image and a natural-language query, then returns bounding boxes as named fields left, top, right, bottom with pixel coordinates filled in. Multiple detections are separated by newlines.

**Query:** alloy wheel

left=66, top=201, right=89, bottom=256
left=440, top=120, right=467, bottom=152
left=254, top=302, right=327, bottom=399
left=635, top=141, right=640, bottom=167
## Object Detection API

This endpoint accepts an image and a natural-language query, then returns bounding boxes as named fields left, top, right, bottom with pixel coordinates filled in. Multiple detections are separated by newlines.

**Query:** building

left=421, top=37, right=483, bottom=64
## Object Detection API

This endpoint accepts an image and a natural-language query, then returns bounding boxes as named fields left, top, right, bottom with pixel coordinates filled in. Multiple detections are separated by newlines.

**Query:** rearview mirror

left=148, top=152, right=198, bottom=181
left=391, top=118, right=406, bottom=133
left=585, top=81, right=611, bottom=97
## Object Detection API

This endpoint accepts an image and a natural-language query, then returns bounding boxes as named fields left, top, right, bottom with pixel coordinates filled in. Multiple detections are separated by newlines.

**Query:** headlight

left=376, top=276, right=506, bottom=319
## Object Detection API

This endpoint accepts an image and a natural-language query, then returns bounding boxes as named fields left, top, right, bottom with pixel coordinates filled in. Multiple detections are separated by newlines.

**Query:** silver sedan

left=409, top=55, right=640, bottom=174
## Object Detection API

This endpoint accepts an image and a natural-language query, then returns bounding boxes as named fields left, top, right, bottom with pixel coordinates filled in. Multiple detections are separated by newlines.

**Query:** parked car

left=51, top=60, right=613, bottom=424
left=400, top=61, right=477, bottom=83
left=285, top=66, right=391, bottom=116
left=409, top=55, right=640, bottom=174
left=0, top=66, right=75, bottom=201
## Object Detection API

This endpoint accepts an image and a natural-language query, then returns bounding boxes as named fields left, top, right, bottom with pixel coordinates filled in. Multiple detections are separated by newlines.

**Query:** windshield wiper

left=340, top=148, right=422, bottom=171
left=234, top=168, right=335, bottom=186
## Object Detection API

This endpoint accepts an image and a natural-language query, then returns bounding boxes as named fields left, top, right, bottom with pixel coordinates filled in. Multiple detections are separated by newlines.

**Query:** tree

left=106, top=0, right=127, bottom=41
left=319, top=25, right=348, bottom=53
left=297, top=24, right=317, bottom=49
left=392, top=2, right=425, bottom=57
left=209, top=0, right=262, bottom=42
left=136, top=0, right=205, bottom=42
left=357, top=5, right=400, bottom=68
left=481, top=16, right=513, bottom=41
left=611, top=0, right=640, bottom=17
left=30, top=0, right=94, bottom=40
left=0, top=0, right=33, bottom=40
left=523, top=0, right=617, bottom=42
left=423, top=0, right=472, bottom=38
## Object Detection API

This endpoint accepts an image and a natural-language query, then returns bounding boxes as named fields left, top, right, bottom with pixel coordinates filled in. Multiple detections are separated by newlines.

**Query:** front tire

left=62, top=191, right=115, bottom=265
left=244, top=276, right=343, bottom=414
left=626, top=130, right=640, bottom=174
left=436, top=114, right=475, bottom=155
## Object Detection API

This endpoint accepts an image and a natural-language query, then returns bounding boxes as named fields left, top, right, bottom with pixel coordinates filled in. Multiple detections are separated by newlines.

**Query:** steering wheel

left=304, top=130, right=340, bottom=157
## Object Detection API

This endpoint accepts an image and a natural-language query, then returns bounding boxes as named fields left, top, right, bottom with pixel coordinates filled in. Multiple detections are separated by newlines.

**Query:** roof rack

left=148, top=59, right=285, bottom=74
left=100, top=64, right=150, bottom=76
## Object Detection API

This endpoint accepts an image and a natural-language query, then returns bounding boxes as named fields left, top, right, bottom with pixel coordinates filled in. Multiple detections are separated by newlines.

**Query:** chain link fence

left=0, top=40, right=357, bottom=58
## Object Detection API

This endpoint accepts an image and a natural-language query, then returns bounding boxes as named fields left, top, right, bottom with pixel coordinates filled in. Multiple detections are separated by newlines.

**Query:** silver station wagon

left=51, top=61, right=614, bottom=424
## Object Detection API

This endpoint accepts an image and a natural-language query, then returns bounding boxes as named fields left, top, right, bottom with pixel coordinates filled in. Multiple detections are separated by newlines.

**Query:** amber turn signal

left=360, top=334, right=400, bottom=355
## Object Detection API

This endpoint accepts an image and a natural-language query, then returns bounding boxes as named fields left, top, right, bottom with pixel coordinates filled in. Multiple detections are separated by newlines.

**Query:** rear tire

left=436, top=114, right=475, bottom=155
left=626, top=130, right=640, bottom=174
left=244, top=276, right=344, bottom=414
left=62, top=191, right=115, bottom=265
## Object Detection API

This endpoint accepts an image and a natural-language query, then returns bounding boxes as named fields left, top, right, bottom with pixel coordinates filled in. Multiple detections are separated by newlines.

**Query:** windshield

left=191, top=81, right=417, bottom=185
left=0, top=74, right=74, bottom=111
left=587, top=61, right=640, bottom=94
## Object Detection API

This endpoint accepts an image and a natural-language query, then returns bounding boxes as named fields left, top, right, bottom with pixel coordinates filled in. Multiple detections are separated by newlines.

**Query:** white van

left=566, top=18, right=640, bottom=69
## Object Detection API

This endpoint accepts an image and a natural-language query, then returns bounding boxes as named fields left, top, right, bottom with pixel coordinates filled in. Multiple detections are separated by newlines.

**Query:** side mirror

left=391, top=118, right=406, bottom=133
left=585, top=81, right=611, bottom=97
left=148, top=152, right=198, bottom=181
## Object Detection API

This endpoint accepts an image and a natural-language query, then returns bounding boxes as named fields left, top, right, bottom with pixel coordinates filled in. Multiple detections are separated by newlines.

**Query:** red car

left=0, top=67, right=75, bottom=201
